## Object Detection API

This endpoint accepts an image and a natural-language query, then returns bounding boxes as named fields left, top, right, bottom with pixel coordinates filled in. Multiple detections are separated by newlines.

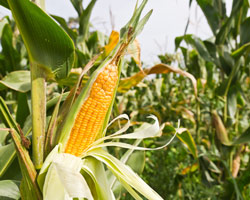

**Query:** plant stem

left=31, top=62, right=46, bottom=169
left=196, top=98, right=201, bottom=143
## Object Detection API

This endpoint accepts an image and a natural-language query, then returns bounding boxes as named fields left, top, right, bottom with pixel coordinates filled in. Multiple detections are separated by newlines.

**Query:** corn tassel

left=64, top=64, right=118, bottom=156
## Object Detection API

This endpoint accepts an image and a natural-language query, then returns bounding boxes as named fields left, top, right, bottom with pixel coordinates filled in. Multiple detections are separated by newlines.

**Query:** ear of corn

left=64, top=63, right=119, bottom=156
left=58, top=57, right=121, bottom=156
left=58, top=0, right=152, bottom=157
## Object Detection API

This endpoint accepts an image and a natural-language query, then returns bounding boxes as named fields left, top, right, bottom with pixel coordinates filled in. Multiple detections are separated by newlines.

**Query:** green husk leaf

left=42, top=153, right=93, bottom=200
left=82, top=157, right=115, bottom=200
left=88, top=148, right=163, bottom=200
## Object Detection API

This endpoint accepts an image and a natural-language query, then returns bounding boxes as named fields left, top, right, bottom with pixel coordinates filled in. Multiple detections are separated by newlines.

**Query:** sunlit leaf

left=7, top=0, right=75, bottom=79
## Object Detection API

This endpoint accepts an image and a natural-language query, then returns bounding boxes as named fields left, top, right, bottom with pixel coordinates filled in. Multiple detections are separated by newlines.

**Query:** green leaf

left=0, top=97, right=30, bottom=178
left=79, top=0, right=97, bottom=39
left=196, top=0, right=223, bottom=34
left=0, top=143, right=16, bottom=178
left=0, top=71, right=30, bottom=92
left=0, top=18, right=9, bottom=39
left=237, top=166, right=250, bottom=191
left=1, top=24, right=21, bottom=73
left=215, top=0, right=244, bottom=44
left=7, top=0, right=75, bottom=80
left=240, top=17, right=250, bottom=45
left=89, top=148, right=163, bottom=200
left=70, top=0, right=83, bottom=16
left=0, top=180, right=20, bottom=199
left=0, top=97, right=19, bottom=133
left=44, top=93, right=63, bottom=157
left=51, top=15, right=77, bottom=41
left=0, top=124, right=8, bottom=145
left=233, top=127, right=250, bottom=145
left=227, top=86, right=237, bottom=120
left=16, top=93, right=30, bottom=128
left=176, top=130, right=198, bottom=158
left=10, top=129, right=42, bottom=200
left=82, top=157, right=114, bottom=200
left=126, top=151, right=145, bottom=175
left=231, top=42, right=250, bottom=59
left=0, top=0, right=9, bottom=9
left=175, top=34, right=213, bottom=63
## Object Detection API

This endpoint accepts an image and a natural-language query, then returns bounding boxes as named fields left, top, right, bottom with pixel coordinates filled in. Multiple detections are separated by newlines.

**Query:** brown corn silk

left=64, top=64, right=118, bottom=156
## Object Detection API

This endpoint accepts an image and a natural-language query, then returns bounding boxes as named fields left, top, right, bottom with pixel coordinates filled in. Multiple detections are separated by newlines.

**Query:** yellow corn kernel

left=64, top=64, right=118, bottom=156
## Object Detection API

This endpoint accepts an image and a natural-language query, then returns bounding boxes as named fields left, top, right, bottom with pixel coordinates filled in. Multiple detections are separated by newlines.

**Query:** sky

left=0, top=0, right=233, bottom=64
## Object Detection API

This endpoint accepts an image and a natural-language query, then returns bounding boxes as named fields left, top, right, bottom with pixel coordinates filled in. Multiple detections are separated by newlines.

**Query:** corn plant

left=110, top=0, right=250, bottom=199
left=0, top=0, right=186, bottom=199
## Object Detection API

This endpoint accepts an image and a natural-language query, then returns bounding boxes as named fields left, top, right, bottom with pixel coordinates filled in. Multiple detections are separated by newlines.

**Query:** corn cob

left=64, top=63, right=118, bottom=156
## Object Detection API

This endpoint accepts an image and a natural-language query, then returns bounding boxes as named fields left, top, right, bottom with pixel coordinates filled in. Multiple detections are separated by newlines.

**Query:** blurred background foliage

left=0, top=0, right=249, bottom=199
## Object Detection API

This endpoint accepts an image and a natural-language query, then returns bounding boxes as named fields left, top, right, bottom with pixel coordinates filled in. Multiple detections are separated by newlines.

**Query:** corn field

left=0, top=0, right=249, bottom=199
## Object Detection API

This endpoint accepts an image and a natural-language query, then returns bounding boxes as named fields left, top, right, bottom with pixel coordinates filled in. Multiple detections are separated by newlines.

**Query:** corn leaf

left=240, top=17, right=250, bottom=45
left=0, top=71, right=30, bottom=92
left=10, top=129, right=42, bottom=200
left=0, top=96, right=19, bottom=177
left=42, top=153, right=93, bottom=200
left=0, top=180, right=20, bottom=199
left=37, top=145, right=60, bottom=190
left=104, top=30, right=120, bottom=56
left=231, top=42, right=250, bottom=59
left=233, top=127, right=250, bottom=145
left=79, top=0, right=97, bottom=39
left=0, top=0, right=9, bottom=9
left=118, top=63, right=197, bottom=96
left=51, top=15, right=78, bottom=41
left=82, top=157, right=115, bottom=200
left=7, top=0, right=75, bottom=79
left=1, top=24, right=21, bottom=73
left=89, top=148, right=164, bottom=200
left=127, top=39, right=141, bottom=67
left=44, top=93, right=63, bottom=157
left=196, top=0, right=223, bottom=34
left=176, top=130, right=198, bottom=158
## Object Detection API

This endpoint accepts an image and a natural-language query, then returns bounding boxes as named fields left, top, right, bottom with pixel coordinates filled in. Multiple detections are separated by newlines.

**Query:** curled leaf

left=118, top=63, right=197, bottom=97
